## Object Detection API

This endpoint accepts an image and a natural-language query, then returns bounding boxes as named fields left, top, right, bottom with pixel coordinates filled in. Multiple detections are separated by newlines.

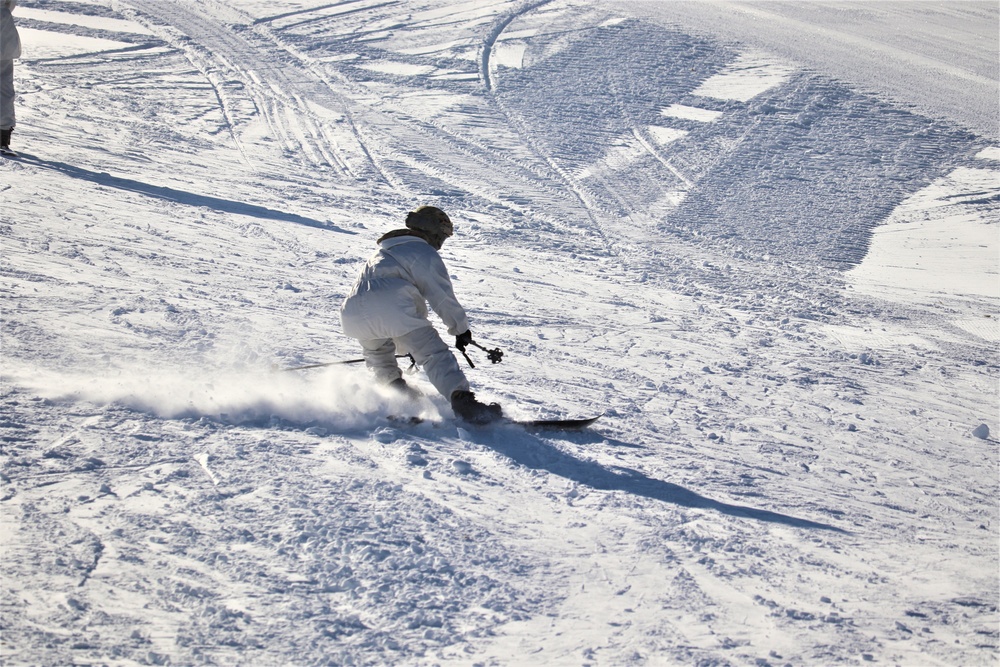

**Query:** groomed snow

left=2, top=1, right=997, bottom=666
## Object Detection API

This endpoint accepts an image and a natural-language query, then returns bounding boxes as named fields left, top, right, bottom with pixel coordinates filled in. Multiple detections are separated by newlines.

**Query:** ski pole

left=275, top=354, right=415, bottom=373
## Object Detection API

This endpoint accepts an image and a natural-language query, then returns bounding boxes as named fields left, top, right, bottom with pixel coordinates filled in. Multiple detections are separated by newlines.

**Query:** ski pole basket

left=460, top=340, right=504, bottom=368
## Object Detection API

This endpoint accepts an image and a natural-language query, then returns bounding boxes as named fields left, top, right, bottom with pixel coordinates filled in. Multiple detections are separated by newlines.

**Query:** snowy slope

left=613, top=0, right=1000, bottom=141
left=1, top=1, right=997, bottom=665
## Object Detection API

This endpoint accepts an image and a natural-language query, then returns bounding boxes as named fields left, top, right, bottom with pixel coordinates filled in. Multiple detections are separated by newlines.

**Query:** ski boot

left=388, top=377, right=423, bottom=401
left=451, top=390, right=503, bottom=425
left=0, top=129, right=15, bottom=157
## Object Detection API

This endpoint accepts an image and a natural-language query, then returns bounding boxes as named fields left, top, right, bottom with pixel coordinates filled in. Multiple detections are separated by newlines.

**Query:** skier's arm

left=411, top=249, right=470, bottom=336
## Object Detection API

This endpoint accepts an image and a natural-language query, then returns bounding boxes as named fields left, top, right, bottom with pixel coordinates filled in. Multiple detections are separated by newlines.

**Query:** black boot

left=451, top=390, right=503, bottom=425
left=0, top=128, right=11, bottom=152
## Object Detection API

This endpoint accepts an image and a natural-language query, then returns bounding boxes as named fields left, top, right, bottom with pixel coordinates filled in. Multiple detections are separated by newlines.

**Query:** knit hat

left=405, top=206, right=453, bottom=248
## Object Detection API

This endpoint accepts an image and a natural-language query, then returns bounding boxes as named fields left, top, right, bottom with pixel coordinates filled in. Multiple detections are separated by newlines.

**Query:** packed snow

left=1, top=1, right=997, bottom=665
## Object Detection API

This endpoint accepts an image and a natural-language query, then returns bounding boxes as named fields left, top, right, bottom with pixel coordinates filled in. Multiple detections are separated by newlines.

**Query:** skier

left=339, top=206, right=503, bottom=425
left=0, top=0, right=20, bottom=156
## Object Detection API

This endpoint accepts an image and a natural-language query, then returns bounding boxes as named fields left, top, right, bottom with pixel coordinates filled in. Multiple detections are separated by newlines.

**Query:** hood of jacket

left=377, top=228, right=434, bottom=247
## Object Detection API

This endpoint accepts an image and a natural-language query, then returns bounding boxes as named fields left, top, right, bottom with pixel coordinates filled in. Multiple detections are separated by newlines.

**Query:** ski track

left=1, top=0, right=998, bottom=665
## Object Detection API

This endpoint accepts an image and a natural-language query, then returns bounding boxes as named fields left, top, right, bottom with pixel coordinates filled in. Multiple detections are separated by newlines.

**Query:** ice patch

left=693, top=51, right=797, bottom=102
left=661, top=104, right=724, bottom=123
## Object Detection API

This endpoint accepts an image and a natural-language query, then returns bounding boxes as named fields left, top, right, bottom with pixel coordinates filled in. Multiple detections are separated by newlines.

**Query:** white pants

left=359, top=326, right=469, bottom=398
left=0, top=59, right=13, bottom=130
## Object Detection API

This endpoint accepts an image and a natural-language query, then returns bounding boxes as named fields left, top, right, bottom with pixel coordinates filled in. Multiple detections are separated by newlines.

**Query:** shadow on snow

left=475, top=426, right=848, bottom=533
left=17, top=154, right=352, bottom=233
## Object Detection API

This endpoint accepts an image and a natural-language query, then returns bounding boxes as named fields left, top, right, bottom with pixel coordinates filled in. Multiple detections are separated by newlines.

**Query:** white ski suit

left=340, top=233, right=471, bottom=397
left=0, top=0, right=21, bottom=131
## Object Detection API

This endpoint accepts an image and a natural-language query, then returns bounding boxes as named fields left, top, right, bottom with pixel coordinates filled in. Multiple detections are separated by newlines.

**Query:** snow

left=359, top=61, right=438, bottom=77
left=647, top=126, right=689, bottom=146
left=14, top=26, right=137, bottom=59
left=14, top=7, right=155, bottom=36
left=847, top=166, right=1000, bottom=306
left=490, top=41, right=527, bottom=69
left=662, top=103, right=724, bottom=123
left=690, top=51, right=797, bottom=102
left=1, top=1, right=998, bottom=666
left=615, top=0, right=1000, bottom=140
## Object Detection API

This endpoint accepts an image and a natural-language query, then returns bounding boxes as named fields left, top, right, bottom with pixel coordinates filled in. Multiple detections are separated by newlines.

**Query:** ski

left=387, top=415, right=600, bottom=430
left=387, top=415, right=429, bottom=426
left=508, top=416, right=600, bottom=430
left=0, top=147, right=18, bottom=158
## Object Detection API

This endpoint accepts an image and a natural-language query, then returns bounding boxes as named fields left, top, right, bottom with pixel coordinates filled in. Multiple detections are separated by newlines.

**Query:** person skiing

left=339, top=206, right=503, bottom=425
left=0, top=0, right=21, bottom=156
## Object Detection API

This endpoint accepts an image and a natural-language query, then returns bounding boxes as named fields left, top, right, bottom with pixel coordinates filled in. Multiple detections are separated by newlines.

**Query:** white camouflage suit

left=340, top=232, right=471, bottom=398
left=0, top=0, right=20, bottom=131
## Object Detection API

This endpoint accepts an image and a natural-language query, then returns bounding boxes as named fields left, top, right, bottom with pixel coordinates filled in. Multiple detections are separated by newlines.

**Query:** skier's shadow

left=475, top=427, right=848, bottom=533
left=14, top=154, right=352, bottom=233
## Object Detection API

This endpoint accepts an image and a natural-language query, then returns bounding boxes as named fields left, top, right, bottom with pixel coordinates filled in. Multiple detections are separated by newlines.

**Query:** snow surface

left=613, top=0, right=1000, bottom=140
left=1, top=1, right=997, bottom=665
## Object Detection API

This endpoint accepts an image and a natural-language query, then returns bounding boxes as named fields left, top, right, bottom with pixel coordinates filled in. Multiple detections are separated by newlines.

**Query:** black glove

left=455, top=330, right=473, bottom=352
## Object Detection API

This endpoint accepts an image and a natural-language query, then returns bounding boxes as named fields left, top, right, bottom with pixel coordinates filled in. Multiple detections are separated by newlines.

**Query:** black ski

left=508, top=416, right=600, bottom=430
left=386, top=415, right=600, bottom=430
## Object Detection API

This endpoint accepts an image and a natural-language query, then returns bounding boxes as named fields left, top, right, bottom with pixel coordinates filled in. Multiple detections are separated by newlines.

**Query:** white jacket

left=1, top=0, right=20, bottom=61
left=340, top=233, right=470, bottom=340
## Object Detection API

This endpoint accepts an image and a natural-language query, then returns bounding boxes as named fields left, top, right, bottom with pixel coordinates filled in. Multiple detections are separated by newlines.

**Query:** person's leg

left=395, top=327, right=501, bottom=423
left=395, top=326, right=469, bottom=398
left=0, top=59, right=15, bottom=134
left=359, top=338, right=403, bottom=384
